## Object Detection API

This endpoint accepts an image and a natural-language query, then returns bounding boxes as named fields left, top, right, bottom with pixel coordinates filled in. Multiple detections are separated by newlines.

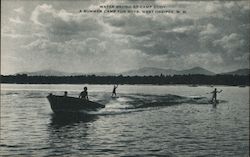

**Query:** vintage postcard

left=1, top=0, right=249, bottom=156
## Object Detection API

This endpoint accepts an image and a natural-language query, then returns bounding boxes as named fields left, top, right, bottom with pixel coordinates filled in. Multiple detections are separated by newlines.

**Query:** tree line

left=0, top=74, right=249, bottom=86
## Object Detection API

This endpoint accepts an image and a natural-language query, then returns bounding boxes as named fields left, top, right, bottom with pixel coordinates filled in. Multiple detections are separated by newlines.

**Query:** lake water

left=0, top=84, right=249, bottom=156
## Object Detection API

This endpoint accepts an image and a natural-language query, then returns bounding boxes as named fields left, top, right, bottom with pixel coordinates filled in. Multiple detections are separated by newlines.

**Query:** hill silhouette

left=15, top=67, right=249, bottom=77
left=220, top=68, right=250, bottom=75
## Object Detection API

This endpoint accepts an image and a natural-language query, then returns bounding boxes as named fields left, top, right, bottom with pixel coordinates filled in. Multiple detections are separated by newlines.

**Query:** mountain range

left=221, top=68, right=250, bottom=75
left=123, top=67, right=215, bottom=76
left=17, top=67, right=249, bottom=76
left=18, top=70, right=115, bottom=76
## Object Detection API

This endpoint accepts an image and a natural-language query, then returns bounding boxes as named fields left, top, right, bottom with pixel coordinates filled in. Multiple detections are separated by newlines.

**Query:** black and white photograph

left=1, top=0, right=249, bottom=156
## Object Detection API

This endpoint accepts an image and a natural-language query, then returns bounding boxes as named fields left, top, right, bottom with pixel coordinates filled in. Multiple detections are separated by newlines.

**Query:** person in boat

left=64, top=91, right=68, bottom=97
left=79, top=87, right=89, bottom=100
left=211, top=88, right=222, bottom=103
left=112, top=84, right=118, bottom=97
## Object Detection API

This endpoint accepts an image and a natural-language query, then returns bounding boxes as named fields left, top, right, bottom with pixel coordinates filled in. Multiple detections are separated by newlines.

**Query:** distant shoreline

left=1, top=83, right=248, bottom=88
left=1, top=74, right=249, bottom=86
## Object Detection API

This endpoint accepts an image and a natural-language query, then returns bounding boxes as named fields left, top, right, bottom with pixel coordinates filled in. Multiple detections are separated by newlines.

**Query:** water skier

left=112, top=85, right=118, bottom=97
left=211, top=88, right=222, bottom=103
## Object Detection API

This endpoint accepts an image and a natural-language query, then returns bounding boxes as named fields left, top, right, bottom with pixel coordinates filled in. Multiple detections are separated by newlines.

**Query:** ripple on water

left=0, top=85, right=249, bottom=156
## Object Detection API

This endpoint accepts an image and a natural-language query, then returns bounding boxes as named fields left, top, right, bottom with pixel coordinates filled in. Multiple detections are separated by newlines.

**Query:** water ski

left=209, top=100, right=219, bottom=105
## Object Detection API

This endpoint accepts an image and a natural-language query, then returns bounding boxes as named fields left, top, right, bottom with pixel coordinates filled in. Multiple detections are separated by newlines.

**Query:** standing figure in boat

left=79, top=86, right=89, bottom=100
left=112, top=85, right=118, bottom=97
left=64, top=91, right=68, bottom=97
left=211, top=88, right=222, bottom=103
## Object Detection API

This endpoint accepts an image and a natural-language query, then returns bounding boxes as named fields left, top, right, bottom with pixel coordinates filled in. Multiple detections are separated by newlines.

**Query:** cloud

left=1, top=1, right=249, bottom=74
left=200, top=24, right=218, bottom=36
left=14, top=7, right=24, bottom=14
left=104, top=11, right=199, bottom=56
left=30, top=4, right=55, bottom=25
left=9, top=16, right=25, bottom=24
left=30, top=4, right=106, bottom=43
left=22, top=39, right=55, bottom=51
left=171, top=25, right=195, bottom=33
left=213, top=33, right=245, bottom=51
left=185, top=52, right=223, bottom=66
left=2, top=33, right=27, bottom=39
left=1, top=25, right=29, bottom=39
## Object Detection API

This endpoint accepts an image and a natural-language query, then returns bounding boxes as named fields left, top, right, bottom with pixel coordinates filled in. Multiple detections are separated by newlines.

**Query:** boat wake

left=82, top=93, right=227, bottom=116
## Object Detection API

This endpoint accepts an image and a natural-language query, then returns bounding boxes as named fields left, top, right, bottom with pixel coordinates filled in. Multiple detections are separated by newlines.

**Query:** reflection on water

left=47, top=113, right=98, bottom=156
left=49, top=113, right=98, bottom=128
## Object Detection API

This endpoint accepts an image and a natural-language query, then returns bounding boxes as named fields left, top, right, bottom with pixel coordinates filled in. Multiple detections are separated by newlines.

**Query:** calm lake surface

left=0, top=84, right=249, bottom=156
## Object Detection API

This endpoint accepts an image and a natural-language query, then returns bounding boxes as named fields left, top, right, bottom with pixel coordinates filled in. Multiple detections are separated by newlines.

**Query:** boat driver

left=79, top=86, right=89, bottom=100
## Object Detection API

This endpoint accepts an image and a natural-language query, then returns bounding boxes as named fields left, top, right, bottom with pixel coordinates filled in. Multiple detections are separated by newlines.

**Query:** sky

left=1, top=0, right=250, bottom=75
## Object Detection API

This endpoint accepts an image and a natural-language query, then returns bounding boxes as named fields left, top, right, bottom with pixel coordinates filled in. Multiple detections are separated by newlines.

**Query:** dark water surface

left=1, top=84, right=249, bottom=156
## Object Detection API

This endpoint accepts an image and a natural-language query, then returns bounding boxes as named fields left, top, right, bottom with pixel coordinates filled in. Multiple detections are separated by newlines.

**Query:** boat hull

left=47, top=94, right=105, bottom=113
